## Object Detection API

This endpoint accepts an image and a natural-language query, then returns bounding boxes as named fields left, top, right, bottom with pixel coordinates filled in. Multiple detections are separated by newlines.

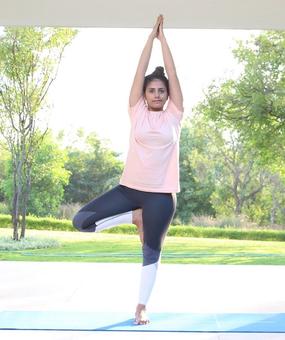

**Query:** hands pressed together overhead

left=150, top=14, right=165, bottom=41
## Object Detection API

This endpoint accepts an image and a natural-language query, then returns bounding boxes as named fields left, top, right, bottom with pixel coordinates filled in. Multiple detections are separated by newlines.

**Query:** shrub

left=168, top=225, right=285, bottom=241
left=0, top=202, right=9, bottom=214
left=190, top=214, right=258, bottom=229
left=1, top=213, right=285, bottom=242
left=56, top=203, right=82, bottom=220
left=0, top=236, right=60, bottom=251
left=0, top=214, right=73, bottom=231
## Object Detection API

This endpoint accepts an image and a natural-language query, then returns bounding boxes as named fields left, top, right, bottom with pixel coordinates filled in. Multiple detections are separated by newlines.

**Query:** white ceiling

left=0, top=0, right=284, bottom=29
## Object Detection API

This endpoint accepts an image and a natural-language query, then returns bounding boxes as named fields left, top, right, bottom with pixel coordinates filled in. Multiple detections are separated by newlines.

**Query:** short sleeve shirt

left=119, top=97, right=183, bottom=193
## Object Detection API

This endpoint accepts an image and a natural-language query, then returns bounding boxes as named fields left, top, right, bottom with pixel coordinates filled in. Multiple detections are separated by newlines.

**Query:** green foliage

left=0, top=202, right=9, bottom=214
left=193, top=31, right=285, bottom=224
left=2, top=131, right=70, bottom=217
left=168, top=225, right=285, bottom=241
left=200, top=31, right=285, bottom=160
left=0, top=27, right=78, bottom=239
left=28, top=131, right=70, bottom=216
left=1, top=214, right=285, bottom=242
left=0, top=27, right=77, bottom=119
left=0, top=214, right=73, bottom=231
left=189, top=214, right=258, bottom=229
left=0, top=236, right=59, bottom=251
left=177, top=117, right=215, bottom=223
left=0, top=214, right=11, bottom=227
left=0, top=145, right=9, bottom=201
left=63, top=130, right=124, bottom=204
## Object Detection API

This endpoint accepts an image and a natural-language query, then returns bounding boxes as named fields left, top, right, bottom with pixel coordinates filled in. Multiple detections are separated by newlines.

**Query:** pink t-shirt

left=119, top=96, right=183, bottom=193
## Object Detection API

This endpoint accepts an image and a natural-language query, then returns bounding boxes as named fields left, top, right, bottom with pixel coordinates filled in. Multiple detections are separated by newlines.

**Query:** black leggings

left=72, top=184, right=176, bottom=253
left=72, top=184, right=176, bottom=305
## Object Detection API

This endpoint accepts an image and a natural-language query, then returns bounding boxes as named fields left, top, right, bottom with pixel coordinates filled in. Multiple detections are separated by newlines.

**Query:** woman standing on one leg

left=72, top=15, right=184, bottom=325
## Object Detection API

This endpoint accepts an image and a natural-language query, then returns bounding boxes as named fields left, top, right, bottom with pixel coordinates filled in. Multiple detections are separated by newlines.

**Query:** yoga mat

left=1, top=311, right=285, bottom=333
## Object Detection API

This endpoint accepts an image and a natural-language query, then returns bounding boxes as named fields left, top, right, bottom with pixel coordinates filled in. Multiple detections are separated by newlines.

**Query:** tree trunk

left=20, top=167, right=31, bottom=239
left=12, top=155, right=23, bottom=240
left=12, top=189, right=19, bottom=241
left=270, top=195, right=278, bottom=226
left=235, top=199, right=243, bottom=215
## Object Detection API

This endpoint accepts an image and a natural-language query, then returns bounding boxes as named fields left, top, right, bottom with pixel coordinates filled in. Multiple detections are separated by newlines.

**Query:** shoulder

left=165, top=98, right=184, bottom=122
left=128, top=96, right=147, bottom=120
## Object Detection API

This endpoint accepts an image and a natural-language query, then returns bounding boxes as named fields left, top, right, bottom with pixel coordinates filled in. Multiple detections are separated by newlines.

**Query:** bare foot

left=132, top=208, right=144, bottom=244
left=134, top=304, right=150, bottom=325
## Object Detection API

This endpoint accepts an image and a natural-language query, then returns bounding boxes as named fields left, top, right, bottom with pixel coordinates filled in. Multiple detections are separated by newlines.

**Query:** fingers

left=157, top=15, right=164, bottom=38
left=154, top=16, right=161, bottom=35
left=154, top=15, right=163, bottom=30
left=150, top=15, right=164, bottom=39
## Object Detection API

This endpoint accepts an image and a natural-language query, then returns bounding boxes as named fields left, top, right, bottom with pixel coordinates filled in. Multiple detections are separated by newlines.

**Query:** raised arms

left=129, top=15, right=183, bottom=111
left=129, top=17, right=161, bottom=107
left=158, top=16, right=184, bottom=112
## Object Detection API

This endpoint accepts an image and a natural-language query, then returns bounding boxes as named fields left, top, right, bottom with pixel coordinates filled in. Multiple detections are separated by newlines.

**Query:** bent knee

left=72, top=211, right=96, bottom=232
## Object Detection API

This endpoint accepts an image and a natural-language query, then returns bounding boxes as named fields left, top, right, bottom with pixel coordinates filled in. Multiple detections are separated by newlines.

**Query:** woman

left=72, top=15, right=183, bottom=325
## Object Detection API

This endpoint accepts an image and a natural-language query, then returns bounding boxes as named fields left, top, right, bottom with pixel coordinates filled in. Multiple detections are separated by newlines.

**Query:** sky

left=46, top=28, right=261, bottom=160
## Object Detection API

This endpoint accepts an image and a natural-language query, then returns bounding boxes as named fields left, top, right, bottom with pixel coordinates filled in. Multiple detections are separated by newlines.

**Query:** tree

left=0, top=27, right=77, bottom=239
left=64, top=130, right=124, bottom=204
left=187, top=112, right=271, bottom=218
left=192, top=30, right=285, bottom=223
left=0, top=143, right=9, bottom=203
left=200, top=31, right=285, bottom=162
left=243, top=168, right=285, bottom=226
left=208, top=129, right=269, bottom=215
left=2, top=131, right=70, bottom=217
left=177, top=117, right=215, bottom=224
left=25, top=131, right=70, bottom=216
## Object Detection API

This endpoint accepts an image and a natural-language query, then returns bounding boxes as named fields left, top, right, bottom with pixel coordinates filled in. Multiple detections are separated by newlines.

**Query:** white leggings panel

left=138, top=261, right=160, bottom=305
left=95, top=211, right=133, bottom=232
left=96, top=210, right=159, bottom=306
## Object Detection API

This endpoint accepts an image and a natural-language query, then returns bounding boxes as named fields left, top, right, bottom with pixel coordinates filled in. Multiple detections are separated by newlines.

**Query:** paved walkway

left=1, top=262, right=285, bottom=339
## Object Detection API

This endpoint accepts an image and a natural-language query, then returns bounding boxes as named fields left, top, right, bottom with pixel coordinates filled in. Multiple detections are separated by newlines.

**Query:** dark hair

left=143, top=66, right=169, bottom=95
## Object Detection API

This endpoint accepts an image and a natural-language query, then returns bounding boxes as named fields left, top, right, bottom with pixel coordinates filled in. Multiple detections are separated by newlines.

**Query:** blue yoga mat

left=0, top=311, right=285, bottom=333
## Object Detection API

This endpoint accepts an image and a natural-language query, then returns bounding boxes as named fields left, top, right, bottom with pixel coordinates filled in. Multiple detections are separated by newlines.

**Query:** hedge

left=1, top=214, right=285, bottom=242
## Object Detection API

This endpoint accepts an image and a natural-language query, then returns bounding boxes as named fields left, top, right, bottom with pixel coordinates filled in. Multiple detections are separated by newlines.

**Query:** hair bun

left=152, top=66, right=165, bottom=77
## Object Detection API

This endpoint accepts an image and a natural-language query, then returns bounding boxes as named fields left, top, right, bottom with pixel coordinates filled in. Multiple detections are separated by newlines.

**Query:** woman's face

left=144, top=79, right=168, bottom=111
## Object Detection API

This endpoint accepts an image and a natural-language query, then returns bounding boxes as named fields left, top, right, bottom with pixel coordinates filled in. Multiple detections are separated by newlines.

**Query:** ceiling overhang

left=0, top=0, right=284, bottom=30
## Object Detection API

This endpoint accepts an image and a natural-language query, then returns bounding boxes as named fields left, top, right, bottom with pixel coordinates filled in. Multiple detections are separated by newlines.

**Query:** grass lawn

left=1, top=228, right=285, bottom=265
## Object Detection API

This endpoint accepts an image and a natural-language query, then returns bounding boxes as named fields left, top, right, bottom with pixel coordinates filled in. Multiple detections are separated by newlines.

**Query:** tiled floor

left=1, top=262, right=285, bottom=339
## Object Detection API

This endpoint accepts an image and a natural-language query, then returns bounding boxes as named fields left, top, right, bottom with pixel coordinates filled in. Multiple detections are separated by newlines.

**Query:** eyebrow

left=147, top=87, right=166, bottom=90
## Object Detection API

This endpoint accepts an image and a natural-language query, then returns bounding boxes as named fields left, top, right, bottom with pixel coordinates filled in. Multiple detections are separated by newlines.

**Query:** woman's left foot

left=134, top=304, right=150, bottom=325
left=132, top=209, right=144, bottom=244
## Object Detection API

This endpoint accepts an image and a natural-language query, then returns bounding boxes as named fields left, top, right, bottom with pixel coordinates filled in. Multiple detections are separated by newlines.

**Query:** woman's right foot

left=134, top=304, right=150, bottom=325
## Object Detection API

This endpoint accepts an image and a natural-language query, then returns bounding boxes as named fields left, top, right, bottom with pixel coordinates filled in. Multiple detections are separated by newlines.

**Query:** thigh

left=142, top=192, right=176, bottom=251
left=79, top=185, right=140, bottom=221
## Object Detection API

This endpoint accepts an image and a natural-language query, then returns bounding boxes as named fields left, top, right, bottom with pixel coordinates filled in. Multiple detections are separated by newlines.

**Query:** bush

left=168, top=225, right=285, bottom=241
left=0, top=202, right=9, bottom=214
left=0, top=214, right=12, bottom=228
left=190, top=214, right=258, bottom=229
left=56, top=202, right=82, bottom=220
left=1, top=213, right=285, bottom=242
left=0, top=236, right=60, bottom=251
left=0, top=214, right=74, bottom=231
